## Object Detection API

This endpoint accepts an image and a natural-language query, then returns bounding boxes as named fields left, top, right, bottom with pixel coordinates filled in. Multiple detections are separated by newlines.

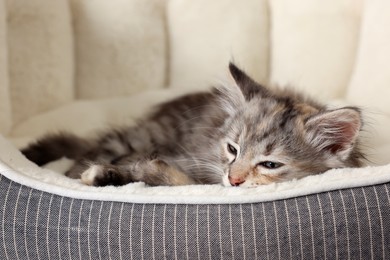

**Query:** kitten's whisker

left=174, top=144, right=203, bottom=171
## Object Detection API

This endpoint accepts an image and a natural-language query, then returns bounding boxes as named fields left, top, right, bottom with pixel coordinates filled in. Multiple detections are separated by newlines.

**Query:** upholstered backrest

left=0, top=0, right=168, bottom=134
left=269, top=0, right=363, bottom=101
left=70, top=0, right=167, bottom=99
left=167, top=0, right=270, bottom=90
left=1, top=0, right=390, bottom=148
left=6, top=0, right=74, bottom=126
left=167, top=0, right=364, bottom=102
left=0, top=0, right=10, bottom=134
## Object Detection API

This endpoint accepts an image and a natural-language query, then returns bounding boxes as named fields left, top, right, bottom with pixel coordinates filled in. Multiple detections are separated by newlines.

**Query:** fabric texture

left=1, top=1, right=390, bottom=258
left=0, top=0, right=11, bottom=135
left=1, top=173, right=389, bottom=260
left=168, top=0, right=270, bottom=89
left=346, top=0, right=390, bottom=165
left=3, top=134, right=390, bottom=205
left=70, top=0, right=168, bottom=99
left=347, top=0, right=390, bottom=112
left=270, top=0, right=363, bottom=101
left=6, top=0, right=74, bottom=125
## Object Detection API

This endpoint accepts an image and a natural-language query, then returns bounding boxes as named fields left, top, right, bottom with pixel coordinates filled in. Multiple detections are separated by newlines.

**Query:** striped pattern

left=1, top=174, right=390, bottom=260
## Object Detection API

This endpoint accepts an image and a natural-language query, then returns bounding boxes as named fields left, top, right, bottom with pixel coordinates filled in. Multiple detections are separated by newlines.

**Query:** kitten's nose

left=229, top=176, right=244, bottom=186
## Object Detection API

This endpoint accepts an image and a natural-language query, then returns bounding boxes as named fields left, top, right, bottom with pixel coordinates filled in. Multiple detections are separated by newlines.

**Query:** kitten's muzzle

left=228, top=176, right=245, bottom=186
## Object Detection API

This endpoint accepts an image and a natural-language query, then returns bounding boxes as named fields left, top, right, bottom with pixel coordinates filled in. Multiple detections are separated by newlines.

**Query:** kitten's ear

left=304, top=108, right=361, bottom=159
left=228, top=62, right=268, bottom=100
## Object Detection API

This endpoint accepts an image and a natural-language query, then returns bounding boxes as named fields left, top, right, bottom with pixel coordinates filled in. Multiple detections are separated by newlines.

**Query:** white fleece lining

left=1, top=135, right=390, bottom=205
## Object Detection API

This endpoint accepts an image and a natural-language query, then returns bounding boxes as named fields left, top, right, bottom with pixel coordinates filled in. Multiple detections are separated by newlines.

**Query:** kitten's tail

left=21, top=132, right=94, bottom=166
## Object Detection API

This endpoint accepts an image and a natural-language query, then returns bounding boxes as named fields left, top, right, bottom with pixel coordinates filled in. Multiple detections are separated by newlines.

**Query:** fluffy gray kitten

left=22, top=63, right=365, bottom=187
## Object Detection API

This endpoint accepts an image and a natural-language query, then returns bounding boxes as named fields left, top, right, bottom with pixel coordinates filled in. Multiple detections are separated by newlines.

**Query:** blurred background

left=0, top=0, right=389, bottom=165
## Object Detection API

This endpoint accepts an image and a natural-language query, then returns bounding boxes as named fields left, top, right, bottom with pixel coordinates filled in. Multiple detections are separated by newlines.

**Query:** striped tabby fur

left=22, top=63, right=365, bottom=187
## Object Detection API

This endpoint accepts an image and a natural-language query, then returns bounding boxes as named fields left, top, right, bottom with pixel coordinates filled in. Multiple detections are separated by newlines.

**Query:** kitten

left=21, top=63, right=365, bottom=187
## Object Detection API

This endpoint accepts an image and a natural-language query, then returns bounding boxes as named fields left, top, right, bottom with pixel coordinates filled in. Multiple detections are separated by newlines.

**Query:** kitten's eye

left=258, top=161, right=283, bottom=169
left=227, top=143, right=237, bottom=156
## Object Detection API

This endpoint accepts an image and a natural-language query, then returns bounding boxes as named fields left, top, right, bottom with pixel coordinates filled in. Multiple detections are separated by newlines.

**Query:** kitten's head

left=216, top=63, right=364, bottom=187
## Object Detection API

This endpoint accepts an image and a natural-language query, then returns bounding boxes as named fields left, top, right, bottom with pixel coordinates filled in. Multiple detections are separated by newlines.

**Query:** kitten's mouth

left=222, top=173, right=262, bottom=188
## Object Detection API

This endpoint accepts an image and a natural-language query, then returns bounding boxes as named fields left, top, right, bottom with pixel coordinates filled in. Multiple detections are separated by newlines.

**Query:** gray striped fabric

left=1, top=173, right=390, bottom=260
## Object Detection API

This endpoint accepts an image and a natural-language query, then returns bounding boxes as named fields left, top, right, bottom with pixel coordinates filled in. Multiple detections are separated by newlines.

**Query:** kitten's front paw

left=81, top=165, right=124, bottom=186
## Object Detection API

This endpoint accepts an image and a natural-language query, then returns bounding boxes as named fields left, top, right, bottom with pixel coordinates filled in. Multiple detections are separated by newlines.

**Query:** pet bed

left=1, top=136, right=390, bottom=259
left=2, top=0, right=390, bottom=259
